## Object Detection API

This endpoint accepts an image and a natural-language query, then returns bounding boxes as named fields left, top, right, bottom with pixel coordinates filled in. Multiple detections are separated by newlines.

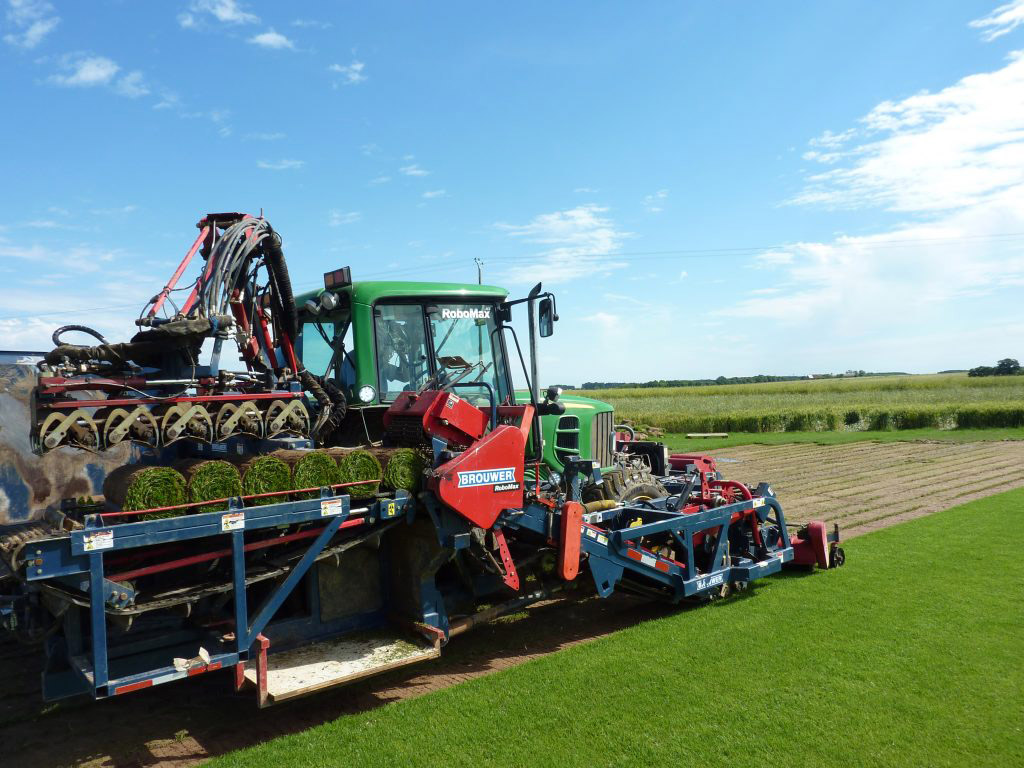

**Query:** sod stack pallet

left=103, top=465, right=187, bottom=519
left=175, top=459, right=242, bottom=513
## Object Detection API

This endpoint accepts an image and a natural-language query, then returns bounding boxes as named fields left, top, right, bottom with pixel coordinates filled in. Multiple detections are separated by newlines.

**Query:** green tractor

left=294, top=271, right=669, bottom=502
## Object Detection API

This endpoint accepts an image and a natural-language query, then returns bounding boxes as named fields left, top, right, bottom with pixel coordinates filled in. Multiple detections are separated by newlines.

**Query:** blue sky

left=1, top=0, right=1023, bottom=384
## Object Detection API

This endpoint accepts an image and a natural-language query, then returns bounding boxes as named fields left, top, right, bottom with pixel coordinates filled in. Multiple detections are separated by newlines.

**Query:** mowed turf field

left=210, top=489, right=1024, bottom=768
left=579, top=373, right=1024, bottom=433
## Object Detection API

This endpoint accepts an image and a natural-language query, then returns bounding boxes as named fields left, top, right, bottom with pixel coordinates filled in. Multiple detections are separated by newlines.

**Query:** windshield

left=374, top=303, right=432, bottom=400
left=429, top=303, right=508, bottom=406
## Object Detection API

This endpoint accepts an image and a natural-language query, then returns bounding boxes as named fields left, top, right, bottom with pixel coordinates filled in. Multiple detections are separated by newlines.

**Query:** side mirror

left=538, top=384, right=565, bottom=415
left=539, top=297, right=555, bottom=338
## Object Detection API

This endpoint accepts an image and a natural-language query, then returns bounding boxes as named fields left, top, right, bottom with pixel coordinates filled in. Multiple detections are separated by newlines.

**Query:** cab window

left=375, top=304, right=431, bottom=400
left=429, top=303, right=508, bottom=406
left=300, top=320, right=356, bottom=389
left=300, top=321, right=334, bottom=377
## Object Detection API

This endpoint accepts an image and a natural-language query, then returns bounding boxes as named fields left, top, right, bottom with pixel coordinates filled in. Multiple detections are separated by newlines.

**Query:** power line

left=2, top=230, right=1022, bottom=323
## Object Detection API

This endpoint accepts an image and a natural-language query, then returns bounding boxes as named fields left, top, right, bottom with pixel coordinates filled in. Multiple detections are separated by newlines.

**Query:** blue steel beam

left=243, top=514, right=344, bottom=648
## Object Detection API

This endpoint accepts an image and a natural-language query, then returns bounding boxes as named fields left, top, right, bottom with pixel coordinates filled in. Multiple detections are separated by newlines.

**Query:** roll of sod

left=103, top=464, right=187, bottom=519
left=380, top=448, right=427, bottom=493
left=176, top=459, right=242, bottom=513
left=336, top=449, right=383, bottom=499
left=274, top=449, right=343, bottom=500
left=236, top=455, right=292, bottom=506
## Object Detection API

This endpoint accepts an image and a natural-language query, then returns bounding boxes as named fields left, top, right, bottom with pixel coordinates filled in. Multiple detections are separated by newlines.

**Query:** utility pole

left=474, top=257, right=483, bottom=284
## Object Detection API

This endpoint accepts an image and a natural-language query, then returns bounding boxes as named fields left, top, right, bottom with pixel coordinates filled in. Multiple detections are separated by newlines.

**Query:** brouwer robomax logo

left=456, top=467, right=517, bottom=488
left=441, top=307, right=491, bottom=320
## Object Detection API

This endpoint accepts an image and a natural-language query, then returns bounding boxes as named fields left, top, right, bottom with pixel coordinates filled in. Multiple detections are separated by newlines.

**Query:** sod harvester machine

left=0, top=213, right=843, bottom=705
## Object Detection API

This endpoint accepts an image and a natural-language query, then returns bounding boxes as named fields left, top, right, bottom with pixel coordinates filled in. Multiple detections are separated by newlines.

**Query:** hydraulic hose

left=263, top=230, right=297, bottom=340
left=52, top=325, right=108, bottom=347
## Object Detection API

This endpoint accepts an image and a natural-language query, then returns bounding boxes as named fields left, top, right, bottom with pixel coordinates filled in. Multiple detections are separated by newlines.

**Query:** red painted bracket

left=492, top=528, right=520, bottom=591
left=559, top=501, right=583, bottom=581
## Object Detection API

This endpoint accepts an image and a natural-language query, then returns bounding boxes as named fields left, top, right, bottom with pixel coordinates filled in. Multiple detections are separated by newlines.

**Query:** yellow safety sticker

left=84, top=530, right=114, bottom=552
left=221, top=512, right=245, bottom=532
left=321, top=498, right=344, bottom=517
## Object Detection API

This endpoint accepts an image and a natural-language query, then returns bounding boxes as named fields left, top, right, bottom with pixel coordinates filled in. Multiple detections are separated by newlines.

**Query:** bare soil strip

left=3, top=439, right=1022, bottom=767
left=716, top=440, right=1024, bottom=537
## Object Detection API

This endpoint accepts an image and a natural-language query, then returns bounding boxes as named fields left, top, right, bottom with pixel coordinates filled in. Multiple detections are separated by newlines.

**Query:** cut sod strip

left=103, top=464, right=187, bottom=519
left=176, top=459, right=243, bottom=513
left=237, top=455, right=292, bottom=506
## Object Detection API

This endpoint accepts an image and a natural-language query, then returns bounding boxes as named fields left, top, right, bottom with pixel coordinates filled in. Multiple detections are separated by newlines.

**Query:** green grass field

left=211, top=489, right=1024, bottom=768
left=578, top=373, right=1024, bottom=433
left=663, top=427, right=1024, bottom=452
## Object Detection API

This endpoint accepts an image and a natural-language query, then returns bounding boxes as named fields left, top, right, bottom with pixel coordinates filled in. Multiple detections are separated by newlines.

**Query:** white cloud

left=678, top=269, right=688, bottom=281
left=582, top=311, right=621, bottom=332
left=0, top=242, right=120, bottom=272
left=643, top=189, right=669, bottom=212
left=969, top=0, right=1024, bottom=41
left=496, top=204, right=631, bottom=284
left=808, top=128, right=854, bottom=148
left=47, top=55, right=150, bottom=99
left=369, top=175, right=391, bottom=185
left=49, top=55, right=119, bottom=88
left=3, top=0, right=58, bottom=49
left=795, top=51, right=1024, bottom=213
left=114, top=71, right=148, bottom=98
left=257, top=159, right=304, bottom=170
left=399, top=163, right=429, bottom=177
left=574, top=187, right=598, bottom=194
left=179, top=0, right=258, bottom=28
left=292, top=18, right=331, bottom=29
left=422, top=189, right=446, bottom=199
left=248, top=29, right=295, bottom=50
left=328, top=210, right=361, bottom=226
left=153, top=91, right=180, bottom=110
left=726, top=51, right=1024, bottom=341
left=753, top=250, right=794, bottom=267
left=244, top=131, right=285, bottom=140
left=89, top=204, right=138, bottom=216
left=329, top=60, right=367, bottom=85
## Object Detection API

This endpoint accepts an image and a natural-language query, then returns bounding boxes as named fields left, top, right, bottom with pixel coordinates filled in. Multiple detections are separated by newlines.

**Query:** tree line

left=576, top=372, right=907, bottom=390
left=968, top=358, right=1021, bottom=377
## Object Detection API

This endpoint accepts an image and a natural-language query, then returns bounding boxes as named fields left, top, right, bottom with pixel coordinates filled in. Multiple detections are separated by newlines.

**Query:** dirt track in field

left=3, top=439, right=1023, bottom=768
left=714, top=440, right=1024, bottom=537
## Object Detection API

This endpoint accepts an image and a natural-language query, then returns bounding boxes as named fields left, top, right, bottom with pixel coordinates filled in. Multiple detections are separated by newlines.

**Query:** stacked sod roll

left=336, top=449, right=382, bottom=499
left=235, top=454, right=292, bottom=506
left=175, top=459, right=242, bottom=513
left=328, top=446, right=426, bottom=495
left=379, top=448, right=427, bottom=493
left=272, top=449, right=343, bottom=500
left=103, top=464, right=187, bottom=520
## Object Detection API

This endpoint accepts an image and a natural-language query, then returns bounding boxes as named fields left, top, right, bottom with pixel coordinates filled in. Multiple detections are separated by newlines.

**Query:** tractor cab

left=294, top=270, right=663, bottom=481
left=296, top=276, right=527, bottom=444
